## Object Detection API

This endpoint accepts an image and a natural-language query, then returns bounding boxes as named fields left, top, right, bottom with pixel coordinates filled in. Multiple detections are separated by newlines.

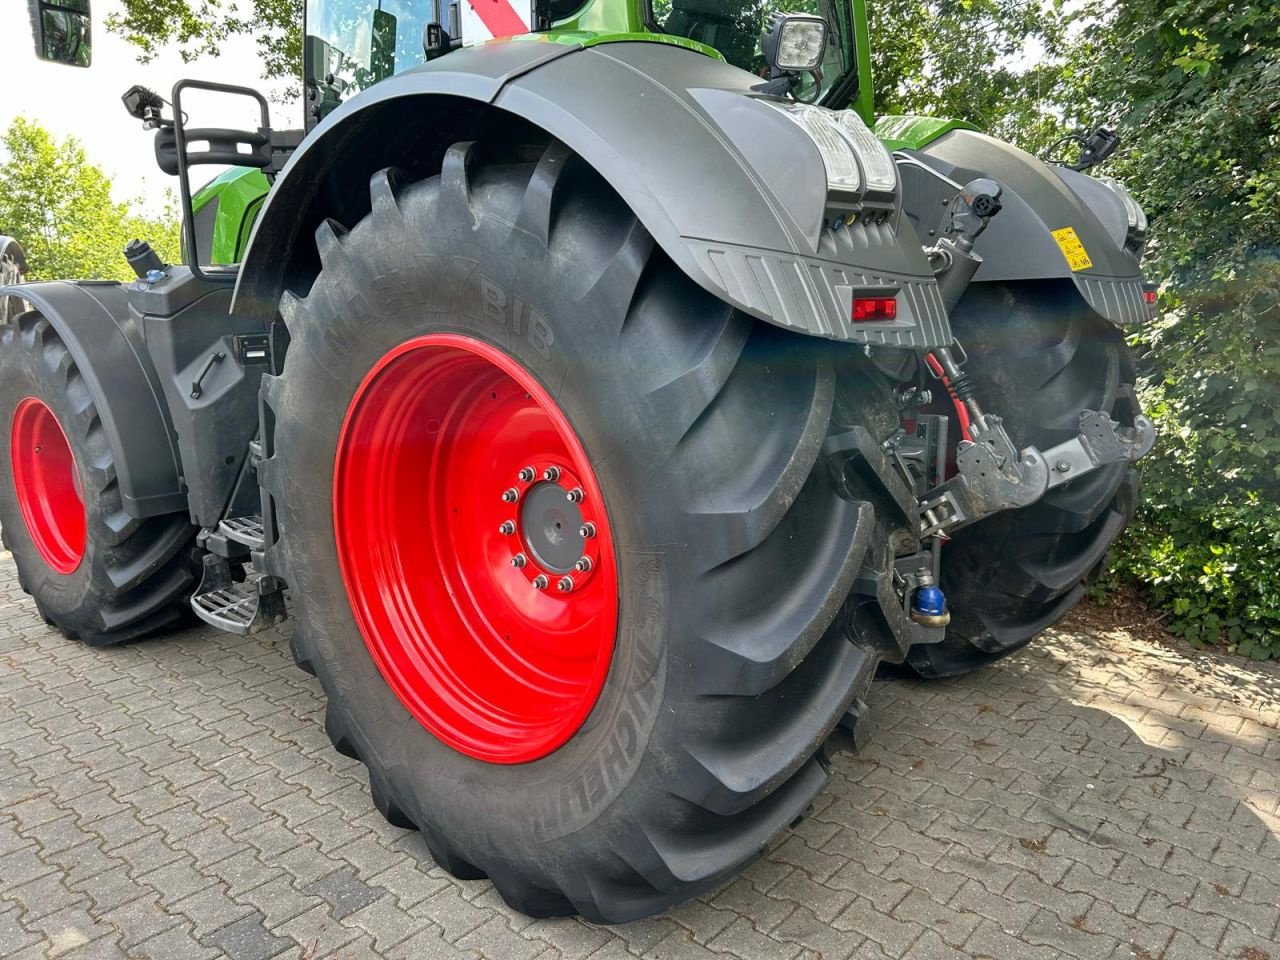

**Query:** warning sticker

left=1051, top=227, right=1093, bottom=272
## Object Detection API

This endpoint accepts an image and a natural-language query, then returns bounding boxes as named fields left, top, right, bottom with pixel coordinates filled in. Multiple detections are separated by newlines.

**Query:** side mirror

left=28, top=0, right=92, bottom=67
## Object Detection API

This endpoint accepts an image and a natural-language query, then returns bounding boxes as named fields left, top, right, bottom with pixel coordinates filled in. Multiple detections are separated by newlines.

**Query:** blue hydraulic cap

left=913, top=585, right=947, bottom=618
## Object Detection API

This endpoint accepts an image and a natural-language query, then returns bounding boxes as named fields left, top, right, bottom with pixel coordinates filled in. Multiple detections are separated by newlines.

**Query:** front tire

left=263, top=140, right=903, bottom=920
left=0, top=313, right=198, bottom=645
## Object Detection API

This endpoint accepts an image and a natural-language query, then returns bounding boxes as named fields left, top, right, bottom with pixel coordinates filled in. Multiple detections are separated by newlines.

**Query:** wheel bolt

left=518, top=466, right=536, bottom=482
left=574, top=557, right=592, bottom=573
left=510, top=553, right=527, bottom=568
left=557, top=576, right=575, bottom=593
left=499, top=520, right=516, bottom=536
left=543, top=466, right=561, bottom=482
left=501, top=487, right=519, bottom=503
left=532, top=574, right=549, bottom=590
left=579, top=522, right=596, bottom=538
left=566, top=487, right=584, bottom=503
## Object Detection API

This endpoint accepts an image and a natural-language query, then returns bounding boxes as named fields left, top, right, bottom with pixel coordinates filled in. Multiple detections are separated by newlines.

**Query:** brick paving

left=1, top=545, right=1278, bottom=960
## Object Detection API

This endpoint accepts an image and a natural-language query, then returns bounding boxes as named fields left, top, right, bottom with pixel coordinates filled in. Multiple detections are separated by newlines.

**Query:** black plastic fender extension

left=233, top=40, right=950, bottom=349
left=0, top=280, right=187, bottom=518
left=896, top=132, right=1155, bottom=326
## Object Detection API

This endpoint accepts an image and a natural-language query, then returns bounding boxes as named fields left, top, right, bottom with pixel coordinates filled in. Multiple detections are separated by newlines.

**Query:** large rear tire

left=908, top=280, right=1140, bottom=678
left=262, top=140, right=908, bottom=921
left=0, top=312, right=198, bottom=645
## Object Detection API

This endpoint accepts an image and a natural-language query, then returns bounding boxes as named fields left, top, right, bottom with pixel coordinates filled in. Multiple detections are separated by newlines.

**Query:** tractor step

left=218, top=515, right=265, bottom=550
left=190, top=555, right=286, bottom=635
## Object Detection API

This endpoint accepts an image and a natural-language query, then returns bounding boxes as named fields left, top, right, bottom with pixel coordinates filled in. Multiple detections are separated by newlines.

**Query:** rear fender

left=897, top=130, right=1153, bottom=325
left=234, top=40, right=949, bottom=348
left=0, top=281, right=186, bottom=517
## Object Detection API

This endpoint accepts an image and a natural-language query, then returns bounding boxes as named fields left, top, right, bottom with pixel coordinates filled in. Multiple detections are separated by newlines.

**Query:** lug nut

left=557, top=576, right=575, bottom=593
left=510, top=553, right=527, bottom=568
left=532, top=574, right=548, bottom=590
left=566, top=487, right=584, bottom=503
left=543, top=466, right=561, bottom=482
left=518, top=466, right=536, bottom=482
left=501, top=487, right=519, bottom=503
left=574, top=556, right=593, bottom=573
left=579, top=522, right=596, bottom=538
left=498, top=520, right=516, bottom=536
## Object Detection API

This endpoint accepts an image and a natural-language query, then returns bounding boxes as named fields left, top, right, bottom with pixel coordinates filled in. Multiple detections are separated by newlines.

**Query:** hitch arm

left=918, top=408, right=1155, bottom=539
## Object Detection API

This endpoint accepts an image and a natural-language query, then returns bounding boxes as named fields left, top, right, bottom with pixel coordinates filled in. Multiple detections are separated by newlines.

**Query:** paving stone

left=302, top=866, right=385, bottom=921
left=3, top=546, right=1280, bottom=960
left=199, top=911, right=292, bottom=960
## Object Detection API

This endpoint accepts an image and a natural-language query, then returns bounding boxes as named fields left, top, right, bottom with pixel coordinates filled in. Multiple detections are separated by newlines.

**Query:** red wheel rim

left=334, top=335, right=618, bottom=764
left=10, top=397, right=85, bottom=575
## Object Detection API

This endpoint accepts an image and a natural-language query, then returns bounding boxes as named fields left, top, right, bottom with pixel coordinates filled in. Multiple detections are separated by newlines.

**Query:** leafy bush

left=1068, top=1, right=1280, bottom=653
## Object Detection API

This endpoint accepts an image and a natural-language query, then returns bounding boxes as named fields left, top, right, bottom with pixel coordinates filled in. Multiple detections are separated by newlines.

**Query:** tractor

left=5, top=0, right=1155, bottom=921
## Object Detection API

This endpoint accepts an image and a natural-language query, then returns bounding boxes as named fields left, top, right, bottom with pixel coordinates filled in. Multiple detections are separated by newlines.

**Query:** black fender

left=0, top=281, right=187, bottom=517
left=233, top=40, right=949, bottom=347
left=897, top=130, right=1153, bottom=325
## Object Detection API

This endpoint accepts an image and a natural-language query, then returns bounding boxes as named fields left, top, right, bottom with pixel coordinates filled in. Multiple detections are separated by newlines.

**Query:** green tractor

left=7, top=0, right=1154, bottom=920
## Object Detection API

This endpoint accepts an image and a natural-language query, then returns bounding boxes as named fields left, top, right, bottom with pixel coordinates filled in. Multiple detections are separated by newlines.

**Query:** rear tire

left=908, top=280, right=1140, bottom=678
left=0, top=313, right=198, bottom=645
left=262, top=140, right=908, bottom=920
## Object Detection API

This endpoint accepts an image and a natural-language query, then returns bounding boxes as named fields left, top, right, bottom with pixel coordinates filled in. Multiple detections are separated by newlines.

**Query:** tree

left=1063, top=0, right=1280, bottom=653
left=868, top=0, right=1072, bottom=151
left=0, top=118, right=181, bottom=282
left=107, top=0, right=303, bottom=89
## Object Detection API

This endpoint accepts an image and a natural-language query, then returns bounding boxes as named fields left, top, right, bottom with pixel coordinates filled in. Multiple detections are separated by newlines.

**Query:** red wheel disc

left=334, top=335, right=619, bottom=764
left=10, top=397, right=85, bottom=574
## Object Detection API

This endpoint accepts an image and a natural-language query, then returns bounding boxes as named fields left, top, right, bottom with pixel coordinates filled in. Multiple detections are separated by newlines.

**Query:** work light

left=764, top=14, right=828, bottom=74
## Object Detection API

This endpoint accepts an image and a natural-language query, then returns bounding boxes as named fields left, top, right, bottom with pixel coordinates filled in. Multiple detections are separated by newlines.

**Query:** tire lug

left=510, top=553, right=527, bottom=568
left=557, top=576, right=575, bottom=593
left=574, top=556, right=592, bottom=573
left=543, top=466, right=561, bottom=482
left=566, top=487, right=584, bottom=503
left=579, top=522, right=596, bottom=538
left=498, top=520, right=516, bottom=536
left=532, top=574, right=548, bottom=590
left=501, top=487, right=519, bottom=503
left=518, top=466, right=536, bottom=482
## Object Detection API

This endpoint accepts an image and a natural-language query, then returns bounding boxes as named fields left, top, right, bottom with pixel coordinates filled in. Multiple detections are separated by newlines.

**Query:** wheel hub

left=498, top=461, right=602, bottom=592
left=333, top=335, right=618, bottom=764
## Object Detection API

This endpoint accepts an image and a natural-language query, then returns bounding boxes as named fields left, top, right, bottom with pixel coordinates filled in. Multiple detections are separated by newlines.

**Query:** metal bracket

left=1042, top=410, right=1156, bottom=490
left=918, top=409, right=1154, bottom=538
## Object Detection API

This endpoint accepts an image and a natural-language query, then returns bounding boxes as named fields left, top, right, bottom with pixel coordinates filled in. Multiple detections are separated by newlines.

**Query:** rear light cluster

left=852, top=296, right=898, bottom=322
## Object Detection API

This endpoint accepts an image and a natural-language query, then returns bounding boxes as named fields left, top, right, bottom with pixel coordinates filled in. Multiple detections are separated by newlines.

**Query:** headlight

left=837, top=110, right=898, bottom=195
left=1098, top=175, right=1148, bottom=234
left=765, top=102, right=898, bottom=199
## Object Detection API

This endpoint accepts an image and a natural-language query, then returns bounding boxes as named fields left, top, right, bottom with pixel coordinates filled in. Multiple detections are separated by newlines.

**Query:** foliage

left=0, top=118, right=181, bottom=283
left=108, top=0, right=303, bottom=92
left=1065, top=0, right=1280, bottom=654
left=868, top=0, right=1072, bottom=152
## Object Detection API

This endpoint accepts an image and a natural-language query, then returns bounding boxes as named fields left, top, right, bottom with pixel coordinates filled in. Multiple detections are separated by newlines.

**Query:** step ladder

left=190, top=552, right=285, bottom=635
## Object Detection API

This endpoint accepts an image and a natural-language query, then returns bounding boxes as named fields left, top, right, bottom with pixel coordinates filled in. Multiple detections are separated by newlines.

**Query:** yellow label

left=1051, top=227, right=1093, bottom=272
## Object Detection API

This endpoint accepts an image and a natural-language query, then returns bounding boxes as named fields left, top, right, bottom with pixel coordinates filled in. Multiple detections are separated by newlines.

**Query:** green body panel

left=874, top=114, right=982, bottom=151
left=849, top=0, right=874, bottom=123
left=535, top=30, right=724, bottom=60
left=190, top=167, right=271, bottom=265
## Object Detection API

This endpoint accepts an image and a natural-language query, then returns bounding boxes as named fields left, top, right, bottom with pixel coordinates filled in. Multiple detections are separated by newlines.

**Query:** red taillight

left=1143, top=289, right=1157, bottom=305
left=852, top=296, right=897, bottom=322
